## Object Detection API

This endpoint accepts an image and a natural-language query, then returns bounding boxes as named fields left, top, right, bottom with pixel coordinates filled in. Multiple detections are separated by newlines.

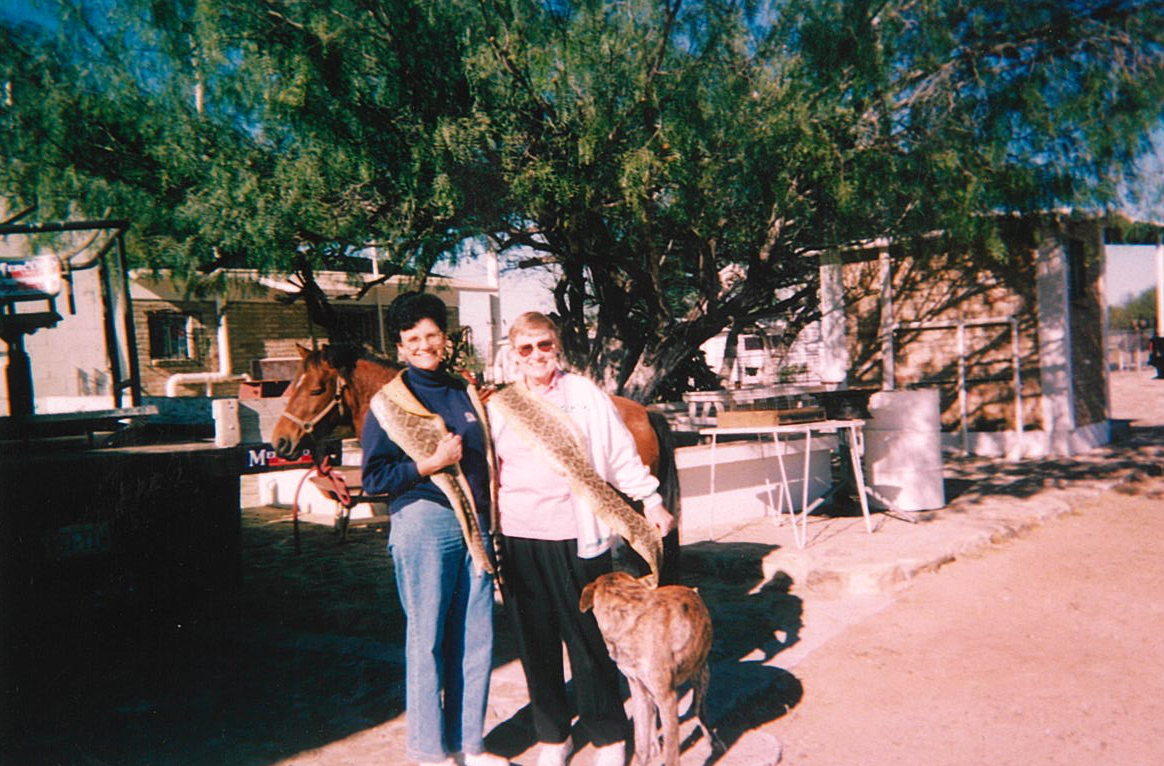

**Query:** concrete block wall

left=6, top=264, right=490, bottom=411
left=841, top=246, right=1044, bottom=434
left=225, top=301, right=316, bottom=372
left=136, top=298, right=321, bottom=398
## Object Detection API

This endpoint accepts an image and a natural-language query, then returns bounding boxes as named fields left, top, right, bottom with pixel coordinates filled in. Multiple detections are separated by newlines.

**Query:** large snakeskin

left=368, top=383, right=494, bottom=576
left=491, top=383, right=662, bottom=586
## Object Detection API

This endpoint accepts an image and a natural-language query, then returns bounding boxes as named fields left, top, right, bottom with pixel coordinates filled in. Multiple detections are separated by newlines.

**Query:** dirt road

left=771, top=370, right=1164, bottom=765
left=771, top=485, right=1164, bottom=766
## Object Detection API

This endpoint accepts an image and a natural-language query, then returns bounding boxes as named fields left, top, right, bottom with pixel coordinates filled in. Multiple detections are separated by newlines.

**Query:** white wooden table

left=699, top=419, right=873, bottom=548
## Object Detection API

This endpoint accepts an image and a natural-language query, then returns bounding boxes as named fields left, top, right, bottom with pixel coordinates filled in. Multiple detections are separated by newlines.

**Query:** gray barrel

left=863, top=389, right=946, bottom=511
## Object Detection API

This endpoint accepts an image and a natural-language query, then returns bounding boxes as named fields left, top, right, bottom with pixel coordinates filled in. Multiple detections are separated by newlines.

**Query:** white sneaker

left=536, top=738, right=574, bottom=766
left=592, top=741, right=626, bottom=766
left=458, top=752, right=510, bottom=766
left=416, top=759, right=456, bottom=766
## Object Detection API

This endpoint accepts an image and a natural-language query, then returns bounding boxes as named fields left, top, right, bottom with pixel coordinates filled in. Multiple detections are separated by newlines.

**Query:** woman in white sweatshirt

left=487, top=311, right=673, bottom=766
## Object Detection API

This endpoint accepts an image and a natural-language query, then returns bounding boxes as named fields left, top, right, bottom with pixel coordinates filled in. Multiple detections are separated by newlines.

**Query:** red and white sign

left=0, top=256, right=61, bottom=300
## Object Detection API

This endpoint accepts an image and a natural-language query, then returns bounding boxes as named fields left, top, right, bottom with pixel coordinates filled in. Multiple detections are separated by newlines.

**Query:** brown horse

left=271, top=344, right=681, bottom=579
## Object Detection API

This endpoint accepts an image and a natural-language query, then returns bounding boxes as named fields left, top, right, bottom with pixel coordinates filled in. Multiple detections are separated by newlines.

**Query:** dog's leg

left=658, top=686, right=681, bottom=766
left=627, top=677, right=656, bottom=765
left=692, top=663, right=725, bottom=753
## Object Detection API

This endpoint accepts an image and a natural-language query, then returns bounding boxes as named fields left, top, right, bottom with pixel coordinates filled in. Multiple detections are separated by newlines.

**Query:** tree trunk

left=718, top=321, right=743, bottom=386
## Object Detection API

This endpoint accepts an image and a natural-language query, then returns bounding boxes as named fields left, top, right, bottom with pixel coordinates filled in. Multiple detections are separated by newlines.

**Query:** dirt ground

left=770, top=369, right=1164, bottom=765
left=772, top=472, right=1164, bottom=766
left=3, top=370, right=1163, bottom=765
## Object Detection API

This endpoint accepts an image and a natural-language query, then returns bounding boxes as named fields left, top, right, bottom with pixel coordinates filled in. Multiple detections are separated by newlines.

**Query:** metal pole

left=1012, top=318, right=1024, bottom=443
left=1156, top=232, right=1163, bottom=337
left=117, top=233, right=142, bottom=406
left=958, top=322, right=969, bottom=454
left=97, top=252, right=124, bottom=409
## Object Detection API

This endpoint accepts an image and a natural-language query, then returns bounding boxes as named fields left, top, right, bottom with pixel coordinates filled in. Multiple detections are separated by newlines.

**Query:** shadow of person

left=485, top=540, right=806, bottom=762
left=482, top=702, right=538, bottom=759
left=683, top=545, right=804, bottom=761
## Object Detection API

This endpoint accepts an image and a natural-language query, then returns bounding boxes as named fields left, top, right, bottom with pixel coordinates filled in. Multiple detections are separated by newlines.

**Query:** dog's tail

left=648, top=409, right=681, bottom=586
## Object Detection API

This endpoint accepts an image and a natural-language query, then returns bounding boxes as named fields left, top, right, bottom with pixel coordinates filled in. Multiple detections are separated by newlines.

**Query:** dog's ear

left=579, top=581, right=597, bottom=612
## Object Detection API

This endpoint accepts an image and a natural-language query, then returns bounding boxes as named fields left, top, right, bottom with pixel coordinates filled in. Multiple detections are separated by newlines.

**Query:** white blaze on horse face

left=397, top=317, right=446, bottom=371
left=512, top=328, right=559, bottom=388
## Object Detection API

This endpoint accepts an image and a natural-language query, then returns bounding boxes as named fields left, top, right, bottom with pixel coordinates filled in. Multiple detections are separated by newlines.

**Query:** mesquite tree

left=3, top=0, right=1163, bottom=399
left=457, top=0, right=1164, bottom=399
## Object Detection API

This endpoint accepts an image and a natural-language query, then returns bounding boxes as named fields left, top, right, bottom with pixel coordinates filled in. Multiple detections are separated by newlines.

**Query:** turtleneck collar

left=405, top=364, right=458, bottom=390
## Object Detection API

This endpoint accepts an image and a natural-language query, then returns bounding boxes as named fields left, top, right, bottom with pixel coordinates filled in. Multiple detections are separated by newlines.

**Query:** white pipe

left=484, top=249, right=501, bottom=372
left=165, top=299, right=251, bottom=396
left=373, top=245, right=387, bottom=353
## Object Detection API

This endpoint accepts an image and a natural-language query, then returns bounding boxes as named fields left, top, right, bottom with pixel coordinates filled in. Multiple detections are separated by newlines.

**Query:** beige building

left=1, top=222, right=499, bottom=414
left=817, top=214, right=1119, bottom=457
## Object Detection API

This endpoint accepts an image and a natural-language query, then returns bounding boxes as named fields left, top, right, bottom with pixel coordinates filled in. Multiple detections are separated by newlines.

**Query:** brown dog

left=580, top=571, right=724, bottom=765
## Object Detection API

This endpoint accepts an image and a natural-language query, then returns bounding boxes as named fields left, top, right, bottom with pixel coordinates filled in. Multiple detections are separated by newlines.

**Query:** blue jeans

left=389, top=498, right=495, bottom=762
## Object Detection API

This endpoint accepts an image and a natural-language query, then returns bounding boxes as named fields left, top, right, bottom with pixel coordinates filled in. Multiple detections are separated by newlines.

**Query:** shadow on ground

left=12, top=427, right=1160, bottom=765
left=801, top=424, right=1164, bottom=520
left=484, top=541, right=806, bottom=762
left=4, top=511, right=808, bottom=766
left=4, top=508, right=447, bottom=766
left=941, top=425, right=1164, bottom=505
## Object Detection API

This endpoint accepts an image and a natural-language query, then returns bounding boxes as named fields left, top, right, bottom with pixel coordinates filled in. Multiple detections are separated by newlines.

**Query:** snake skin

left=368, top=379, right=494, bottom=576
left=491, top=383, right=663, bottom=586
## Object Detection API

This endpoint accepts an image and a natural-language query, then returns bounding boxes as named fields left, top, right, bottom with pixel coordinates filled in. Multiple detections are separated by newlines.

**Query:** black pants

left=498, top=536, right=628, bottom=747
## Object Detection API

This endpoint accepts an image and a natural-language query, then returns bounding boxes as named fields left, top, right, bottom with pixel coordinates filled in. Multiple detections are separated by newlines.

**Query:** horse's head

left=271, top=344, right=361, bottom=458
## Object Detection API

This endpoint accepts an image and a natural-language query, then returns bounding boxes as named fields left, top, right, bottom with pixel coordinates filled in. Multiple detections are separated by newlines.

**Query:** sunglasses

left=516, top=339, right=556, bottom=357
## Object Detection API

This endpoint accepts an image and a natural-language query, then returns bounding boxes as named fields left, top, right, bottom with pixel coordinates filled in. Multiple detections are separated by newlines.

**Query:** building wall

left=226, top=300, right=317, bottom=371
left=840, top=229, right=1047, bottom=434
left=841, top=256, right=885, bottom=388
left=14, top=268, right=111, bottom=402
left=131, top=297, right=326, bottom=397
left=4, top=263, right=486, bottom=410
left=130, top=274, right=471, bottom=398
left=1063, top=221, right=1108, bottom=427
left=133, top=298, right=218, bottom=396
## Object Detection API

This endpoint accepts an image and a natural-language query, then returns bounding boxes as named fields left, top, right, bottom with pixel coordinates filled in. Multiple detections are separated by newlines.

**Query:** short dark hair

left=387, top=291, right=448, bottom=342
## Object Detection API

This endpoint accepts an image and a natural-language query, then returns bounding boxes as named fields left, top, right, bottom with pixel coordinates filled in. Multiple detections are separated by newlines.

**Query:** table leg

left=770, top=432, right=802, bottom=548
left=847, top=424, right=874, bottom=533
left=709, top=433, right=717, bottom=496
left=793, top=430, right=812, bottom=548
left=762, top=434, right=780, bottom=521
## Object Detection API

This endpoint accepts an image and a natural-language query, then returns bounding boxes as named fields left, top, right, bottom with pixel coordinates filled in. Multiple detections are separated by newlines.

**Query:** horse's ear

left=296, top=343, right=312, bottom=360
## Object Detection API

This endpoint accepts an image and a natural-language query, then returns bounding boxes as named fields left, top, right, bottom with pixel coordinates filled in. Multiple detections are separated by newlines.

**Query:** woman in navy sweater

left=361, top=292, right=505, bottom=766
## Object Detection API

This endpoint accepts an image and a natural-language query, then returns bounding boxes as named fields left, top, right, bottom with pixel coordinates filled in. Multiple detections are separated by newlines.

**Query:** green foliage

left=455, top=0, right=1164, bottom=398
left=1110, top=288, right=1158, bottom=331
left=3, top=0, right=1164, bottom=398
left=1, top=0, right=481, bottom=278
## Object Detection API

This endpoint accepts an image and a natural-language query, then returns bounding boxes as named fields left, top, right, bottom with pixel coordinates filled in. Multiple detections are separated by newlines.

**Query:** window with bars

left=148, top=311, right=197, bottom=360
